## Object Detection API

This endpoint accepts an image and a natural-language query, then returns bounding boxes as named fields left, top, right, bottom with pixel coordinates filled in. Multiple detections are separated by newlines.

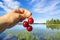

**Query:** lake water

left=0, top=24, right=60, bottom=40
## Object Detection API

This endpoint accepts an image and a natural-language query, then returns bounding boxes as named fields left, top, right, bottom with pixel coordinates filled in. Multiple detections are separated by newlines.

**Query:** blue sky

left=0, top=0, right=60, bottom=23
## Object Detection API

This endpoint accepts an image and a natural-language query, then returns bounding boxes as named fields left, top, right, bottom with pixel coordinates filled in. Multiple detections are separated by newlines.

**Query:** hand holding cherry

left=0, top=8, right=34, bottom=33
left=23, top=18, right=34, bottom=32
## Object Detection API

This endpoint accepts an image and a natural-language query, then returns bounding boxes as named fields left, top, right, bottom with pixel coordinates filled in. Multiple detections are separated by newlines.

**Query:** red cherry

left=28, top=18, right=34, bottom=24
left=26, top=25, right=33, bottom=32
left=23, top=21, right=29, bottom=27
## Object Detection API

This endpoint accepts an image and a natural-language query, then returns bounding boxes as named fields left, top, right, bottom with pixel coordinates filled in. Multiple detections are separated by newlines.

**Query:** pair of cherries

left=23, top=18, right=34, bottom=32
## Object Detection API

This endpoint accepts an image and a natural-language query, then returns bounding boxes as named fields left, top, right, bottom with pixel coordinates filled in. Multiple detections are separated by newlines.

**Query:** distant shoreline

left=18, top=23, right=46, bottom=25
left=18, top=23, right=60, bottom=25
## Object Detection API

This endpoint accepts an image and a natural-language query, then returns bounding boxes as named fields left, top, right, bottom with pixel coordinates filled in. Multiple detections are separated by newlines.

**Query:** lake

left=0, top=24, right=60, bottom=40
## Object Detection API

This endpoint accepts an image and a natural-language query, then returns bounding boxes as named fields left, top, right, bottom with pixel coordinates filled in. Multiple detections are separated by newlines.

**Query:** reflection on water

left=46, top=24, right=60, bottom=29
left=0, top=24, right=60, bottom=40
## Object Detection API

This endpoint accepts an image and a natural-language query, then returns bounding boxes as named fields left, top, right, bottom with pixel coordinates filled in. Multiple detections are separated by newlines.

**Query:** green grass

left=6, top=30, right=39, bottom=40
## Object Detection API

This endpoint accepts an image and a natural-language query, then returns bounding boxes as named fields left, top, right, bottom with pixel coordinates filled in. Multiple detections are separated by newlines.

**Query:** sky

left=0, top=0, right=60, bottom=23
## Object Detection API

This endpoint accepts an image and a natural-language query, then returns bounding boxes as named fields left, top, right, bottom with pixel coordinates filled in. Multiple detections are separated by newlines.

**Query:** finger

left=27, top=13, right=32, bottom=18
left=13, top=8, right=32, bottom=18
left=19, top=18, right=25, bottom=22
left=18, top=8, right=24, bottom=14
left=24, top=9, right=32, bottom=18
left=27, top=16, right=32, bottom=19
left=13, top=8, right=19, bottom=13
left=19, top=15, right=26, bottom=22
left=13, top=8, right=25, bottom=14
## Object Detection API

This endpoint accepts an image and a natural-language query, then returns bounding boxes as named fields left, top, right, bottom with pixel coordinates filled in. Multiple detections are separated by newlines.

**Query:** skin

left=0, top=8, right=32, bottom=33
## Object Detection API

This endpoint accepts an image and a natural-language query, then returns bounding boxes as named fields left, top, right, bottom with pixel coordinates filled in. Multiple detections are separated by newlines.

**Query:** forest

left=46, top=19, right=60, bottom=29
left=46, top=19, right=60, bottom=24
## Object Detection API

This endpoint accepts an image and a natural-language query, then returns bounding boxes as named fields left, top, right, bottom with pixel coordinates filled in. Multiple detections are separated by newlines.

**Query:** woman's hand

left=0, top=8, right=32, bottom=33
left=5, top=8, right=32, bottom=28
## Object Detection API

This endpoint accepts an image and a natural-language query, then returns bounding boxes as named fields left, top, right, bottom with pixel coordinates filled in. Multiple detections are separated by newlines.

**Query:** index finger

left=13, top=8, right=24, bottom=14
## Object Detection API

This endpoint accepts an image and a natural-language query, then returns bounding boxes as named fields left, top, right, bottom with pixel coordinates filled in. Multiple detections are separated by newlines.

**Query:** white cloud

left=32, top=0, right=60, bottom=15
left=30, top=0, right=35, bottom=4
left=0, top=0, right=20, bottom=12
left=28, top=0, right=40, bottom=4
left=0, top=2, right=3, bottom=6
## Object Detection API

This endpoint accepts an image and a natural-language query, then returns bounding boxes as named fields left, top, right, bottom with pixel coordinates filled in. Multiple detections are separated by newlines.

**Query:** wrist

left=0, top=16, right=9, bottom=32
left=2, top=15, right=9, bottom=23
